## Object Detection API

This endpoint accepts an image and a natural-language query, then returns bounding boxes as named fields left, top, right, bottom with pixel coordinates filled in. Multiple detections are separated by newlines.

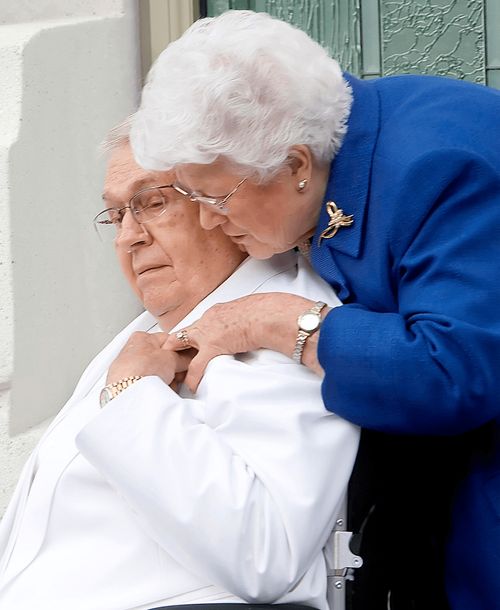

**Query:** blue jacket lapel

left=311, top=74, right=380, bottom=298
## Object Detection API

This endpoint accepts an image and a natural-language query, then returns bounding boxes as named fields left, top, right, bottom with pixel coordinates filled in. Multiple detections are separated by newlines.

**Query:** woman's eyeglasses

left=172, top=177, right=247, bottom=214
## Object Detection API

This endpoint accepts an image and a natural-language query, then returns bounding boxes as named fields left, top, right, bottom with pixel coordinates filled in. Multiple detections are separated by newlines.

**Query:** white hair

left=99, top=116, right=132, bottom=156
left=131, top=10, right=352, bottom=182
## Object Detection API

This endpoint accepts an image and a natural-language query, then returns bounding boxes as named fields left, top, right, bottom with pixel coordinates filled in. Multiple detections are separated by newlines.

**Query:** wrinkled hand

left=163, top=292, right=320, bottom=392
left=107, top=331, right=192, bottom=388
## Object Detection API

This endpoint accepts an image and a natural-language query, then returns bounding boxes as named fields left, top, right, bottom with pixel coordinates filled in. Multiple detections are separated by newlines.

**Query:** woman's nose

left=115, top=210, right=152, bottom=251
left=199, top=204, right=226, bottom=230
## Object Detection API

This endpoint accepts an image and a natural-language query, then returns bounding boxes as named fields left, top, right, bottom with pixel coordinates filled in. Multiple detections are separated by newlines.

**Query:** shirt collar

left=140, top=251, right=298, bottom=335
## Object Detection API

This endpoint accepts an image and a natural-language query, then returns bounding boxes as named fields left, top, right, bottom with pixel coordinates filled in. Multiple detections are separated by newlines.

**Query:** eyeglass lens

left=94, top=187, right=171, bottom=242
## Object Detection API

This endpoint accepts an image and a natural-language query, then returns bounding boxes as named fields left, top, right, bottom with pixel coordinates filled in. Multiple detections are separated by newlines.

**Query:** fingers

left=163, top=326, right=198, bottom=351
left=169, top=371, right=187, bottom=393
left=127, top=331, right=164, bottom=348
left=184, top=350, right=213, bottom=393
left=174, top=348, right=197, bottom=372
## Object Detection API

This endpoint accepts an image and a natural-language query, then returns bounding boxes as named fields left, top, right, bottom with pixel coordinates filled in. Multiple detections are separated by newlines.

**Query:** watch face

left=99, top=387, right=113, bottom=408
left=299, top=312, right=320, bottom=332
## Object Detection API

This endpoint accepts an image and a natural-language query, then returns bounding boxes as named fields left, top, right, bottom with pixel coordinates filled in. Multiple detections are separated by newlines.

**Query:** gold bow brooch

left=318, top=201, right=354, bottom=246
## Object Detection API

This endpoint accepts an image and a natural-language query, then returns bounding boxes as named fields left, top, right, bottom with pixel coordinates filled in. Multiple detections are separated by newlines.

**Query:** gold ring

left=176, top=329, right=190, bottom=347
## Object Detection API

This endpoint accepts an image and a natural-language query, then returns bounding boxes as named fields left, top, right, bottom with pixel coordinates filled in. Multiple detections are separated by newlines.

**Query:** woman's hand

left=163, top=292, right=329, bottom=392
left=107, top=332, right=192, bottom=388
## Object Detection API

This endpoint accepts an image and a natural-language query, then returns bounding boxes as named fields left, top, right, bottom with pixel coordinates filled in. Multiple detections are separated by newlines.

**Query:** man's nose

left=199, top=204, right=226, bottom=230
left=115, top=209, right=152, bottom=251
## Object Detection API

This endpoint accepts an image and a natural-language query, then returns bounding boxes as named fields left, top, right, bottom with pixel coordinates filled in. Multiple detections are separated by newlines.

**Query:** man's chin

left=142, top=296, right=174, bottom=319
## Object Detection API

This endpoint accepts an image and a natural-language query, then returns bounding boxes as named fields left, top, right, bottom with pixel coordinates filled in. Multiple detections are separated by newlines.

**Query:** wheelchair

left=150, top=494, right=362, bottom=610
left=151, top=422, right=484, bottom=610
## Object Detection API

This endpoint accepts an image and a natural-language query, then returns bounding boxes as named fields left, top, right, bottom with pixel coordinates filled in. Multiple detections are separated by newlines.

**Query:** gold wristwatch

left=99, top=376, right=142, bottom=408
left=292, top=301, right=327, bottom=364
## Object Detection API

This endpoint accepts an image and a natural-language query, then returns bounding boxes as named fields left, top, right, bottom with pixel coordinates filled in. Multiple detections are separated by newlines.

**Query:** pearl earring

left=298, top=179, right=308, bottom=191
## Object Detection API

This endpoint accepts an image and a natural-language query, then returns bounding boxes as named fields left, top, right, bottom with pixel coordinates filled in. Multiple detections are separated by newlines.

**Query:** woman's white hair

left=131, top=10, right=352, bottom=182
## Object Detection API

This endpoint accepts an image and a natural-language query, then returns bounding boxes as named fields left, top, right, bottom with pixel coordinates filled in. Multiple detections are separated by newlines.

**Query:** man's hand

left=107, top=332, right=192, bottom=387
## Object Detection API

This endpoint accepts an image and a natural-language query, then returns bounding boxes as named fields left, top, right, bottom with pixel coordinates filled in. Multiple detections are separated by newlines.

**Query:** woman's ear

left=287, top=145, right=314, bottom=179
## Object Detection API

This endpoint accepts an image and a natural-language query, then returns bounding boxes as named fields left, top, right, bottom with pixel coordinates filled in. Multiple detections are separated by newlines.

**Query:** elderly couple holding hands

left=1, top=10, right=499, bottom=610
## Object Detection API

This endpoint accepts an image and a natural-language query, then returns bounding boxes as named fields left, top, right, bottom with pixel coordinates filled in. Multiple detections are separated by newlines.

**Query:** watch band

left=292, top=330, right=311, bottom=364
left=292, top=301, right=326, bottom=364
left=100, top=375, right=142, bottom=408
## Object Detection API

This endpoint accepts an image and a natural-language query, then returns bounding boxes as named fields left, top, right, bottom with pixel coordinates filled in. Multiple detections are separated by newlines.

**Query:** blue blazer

left=312, top=74, right=500, bottom=609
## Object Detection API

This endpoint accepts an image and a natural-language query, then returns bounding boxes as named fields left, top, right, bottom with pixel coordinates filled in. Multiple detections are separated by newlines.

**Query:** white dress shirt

left=0, top=252, right=360, bottom=610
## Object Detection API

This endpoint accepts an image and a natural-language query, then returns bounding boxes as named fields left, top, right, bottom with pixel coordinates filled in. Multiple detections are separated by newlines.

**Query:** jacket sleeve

left=76, top=353, right=359, bottom=603
left=318, top=151, right=500, bottom=435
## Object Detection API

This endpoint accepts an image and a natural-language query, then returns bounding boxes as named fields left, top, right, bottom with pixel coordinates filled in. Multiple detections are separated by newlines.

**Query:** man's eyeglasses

left=173, top=177, right=247, bottom=214
left=93, top=184, right=186, bottom=242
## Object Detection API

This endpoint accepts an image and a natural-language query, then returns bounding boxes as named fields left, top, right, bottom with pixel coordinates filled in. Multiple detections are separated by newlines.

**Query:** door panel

left=205, top=0, right=498, bottom=88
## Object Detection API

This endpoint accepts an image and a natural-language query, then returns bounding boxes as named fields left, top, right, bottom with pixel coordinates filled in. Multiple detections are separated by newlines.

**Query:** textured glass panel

left=487, top=70, right=500, bottom=89
left=207, top=1, right=255, bottom=14
left=380, top=0, right=486, bottom=83
left=360, top=0, right=381, bottom=77
left=486, top=0, right=500, bottom=88
left=207, top=1, right=362, bottom=74
left=264, top=1, right=361, bottom=72
left=207, top=0, right=239, bottom=14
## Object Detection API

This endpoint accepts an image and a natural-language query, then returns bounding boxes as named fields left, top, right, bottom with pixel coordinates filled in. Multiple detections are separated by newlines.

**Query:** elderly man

left=0, top=141, right=359, bottom=610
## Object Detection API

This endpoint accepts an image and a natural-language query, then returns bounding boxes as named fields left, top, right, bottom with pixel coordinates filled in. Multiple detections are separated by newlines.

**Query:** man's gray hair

left=100, top=116, right=133, bottom=155
left=130, top=10, right=352, bottom=182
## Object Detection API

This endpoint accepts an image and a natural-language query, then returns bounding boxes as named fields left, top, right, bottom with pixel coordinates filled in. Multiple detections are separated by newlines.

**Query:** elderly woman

left=0, top=141, right=359, bottom=610
left=130, top=10, right=500, bottom=610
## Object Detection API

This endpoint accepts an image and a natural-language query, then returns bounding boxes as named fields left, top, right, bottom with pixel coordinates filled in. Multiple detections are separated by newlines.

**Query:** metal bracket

left=325, top=498, right=364, bottom=610
left=327, top=531, right=364, bottom=610
left=332, top=530, right=363, bottom=576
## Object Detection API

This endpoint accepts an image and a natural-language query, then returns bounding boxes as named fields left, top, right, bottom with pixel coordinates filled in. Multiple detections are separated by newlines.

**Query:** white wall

left=0, top=0, right=143, bottom=514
